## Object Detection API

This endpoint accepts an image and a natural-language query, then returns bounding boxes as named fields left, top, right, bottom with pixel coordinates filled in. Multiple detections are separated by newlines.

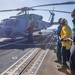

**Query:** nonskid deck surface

left=0, top=32, right=68, bottom=75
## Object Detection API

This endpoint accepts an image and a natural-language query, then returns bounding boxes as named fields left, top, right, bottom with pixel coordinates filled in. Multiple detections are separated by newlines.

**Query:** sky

left=0, top=0, right=75, bottom=29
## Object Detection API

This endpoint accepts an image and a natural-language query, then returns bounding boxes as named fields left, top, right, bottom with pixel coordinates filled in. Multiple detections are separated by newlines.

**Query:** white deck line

left=34, top=49, right=49, bottom=75
left=1, top=48, right=34, bottom=75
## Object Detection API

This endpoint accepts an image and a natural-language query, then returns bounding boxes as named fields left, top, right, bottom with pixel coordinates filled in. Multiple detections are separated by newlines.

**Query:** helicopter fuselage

left=0, top=13, right=54, bottom=39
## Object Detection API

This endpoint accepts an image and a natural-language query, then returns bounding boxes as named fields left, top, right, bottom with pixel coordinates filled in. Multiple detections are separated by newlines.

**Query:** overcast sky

left=0, top=0, right=75, bottom=29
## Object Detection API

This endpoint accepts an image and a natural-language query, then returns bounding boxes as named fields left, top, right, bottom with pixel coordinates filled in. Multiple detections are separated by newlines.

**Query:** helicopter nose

left=0, top=27, right=6, bottom=37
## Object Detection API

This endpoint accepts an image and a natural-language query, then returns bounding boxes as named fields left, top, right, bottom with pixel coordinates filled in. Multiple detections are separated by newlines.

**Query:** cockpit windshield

left=4, top=20, right=14, bottom=26
left=1, top=19, right=19, bottom=27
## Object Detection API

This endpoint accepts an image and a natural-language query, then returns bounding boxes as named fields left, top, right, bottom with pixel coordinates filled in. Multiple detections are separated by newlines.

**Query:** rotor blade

left=0, top=1, right=74, bottom=12
left=33, top=9, right=72, bottom=14
left=0, top=8, right=20, bottom=12
left=0, top=7, right=35, bottom=12
left=31, top=1, right=75, bottom=8
left=0, top=10, right=15, bottom=12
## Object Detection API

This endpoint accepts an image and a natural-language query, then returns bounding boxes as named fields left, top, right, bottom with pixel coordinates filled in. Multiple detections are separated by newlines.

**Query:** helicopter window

left=1, top=20, right=7, bottom=26
left=14, top=20, right=20, bottom=27
left=4, top=20, right=14, bottom=27
left=3, top=19, right=20, bottom=27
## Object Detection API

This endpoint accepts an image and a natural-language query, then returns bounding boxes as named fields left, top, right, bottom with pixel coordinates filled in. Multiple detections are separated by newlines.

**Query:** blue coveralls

left=56, top=25, right=62, bottom=63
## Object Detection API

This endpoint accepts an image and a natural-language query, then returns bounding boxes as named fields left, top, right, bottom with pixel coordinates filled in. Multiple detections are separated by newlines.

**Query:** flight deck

left=0, top=31, right=71, bottom=75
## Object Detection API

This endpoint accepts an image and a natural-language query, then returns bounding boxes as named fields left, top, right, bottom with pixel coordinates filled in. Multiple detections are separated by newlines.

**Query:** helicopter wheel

left=38, top=32, right=42, bottom=34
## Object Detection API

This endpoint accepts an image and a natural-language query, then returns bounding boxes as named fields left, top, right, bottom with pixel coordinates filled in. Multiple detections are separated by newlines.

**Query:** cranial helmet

left=60, top=18, right=68, bottom=25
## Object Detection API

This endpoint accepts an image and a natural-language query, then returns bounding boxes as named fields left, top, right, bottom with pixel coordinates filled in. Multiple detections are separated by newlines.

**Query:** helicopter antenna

left=48, top=7, right=55, bottom=21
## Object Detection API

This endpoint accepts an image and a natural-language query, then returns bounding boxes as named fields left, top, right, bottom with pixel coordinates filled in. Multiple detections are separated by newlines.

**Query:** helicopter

left=0, top=1, right=74, bottom=40
left=0, top=10, right=55, bottom=40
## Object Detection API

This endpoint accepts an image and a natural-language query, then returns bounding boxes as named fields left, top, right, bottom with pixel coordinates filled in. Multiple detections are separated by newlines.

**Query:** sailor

left=55, top=18, right=62, bottom=64
left=59, top=19, right=72, bottom=68
left=70, top=9, right=75, bottom=75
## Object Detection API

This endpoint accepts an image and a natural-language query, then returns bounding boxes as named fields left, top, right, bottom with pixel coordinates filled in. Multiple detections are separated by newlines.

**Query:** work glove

left=60, top=38, right=63, bottom=41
